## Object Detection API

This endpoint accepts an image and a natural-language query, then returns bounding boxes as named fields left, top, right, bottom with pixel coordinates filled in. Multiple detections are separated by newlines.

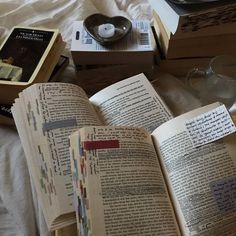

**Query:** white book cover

left=71, top=20, right=153, bottom=52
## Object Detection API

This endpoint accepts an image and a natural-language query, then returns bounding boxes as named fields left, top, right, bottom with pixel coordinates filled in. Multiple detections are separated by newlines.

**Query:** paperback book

left=0, top=55, right=69, bottom=127
left=152, top=11, right=236, bottom=59
left=70, top=105, right=236, bottom=235
left=149, top=0, right=236, bottom=39
left=11, top=73, right=172, bottom=230
left=71, top=20, right=158, bottom=65
left=0, top=26, right=65, bottom=104
left=11, top=73, right=236, bottom=234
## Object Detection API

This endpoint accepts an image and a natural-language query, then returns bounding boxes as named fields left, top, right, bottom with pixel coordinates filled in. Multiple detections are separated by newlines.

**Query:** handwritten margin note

left=210, top=176, right=236, bottom=213
left=185, top=105, right=236, bottom=147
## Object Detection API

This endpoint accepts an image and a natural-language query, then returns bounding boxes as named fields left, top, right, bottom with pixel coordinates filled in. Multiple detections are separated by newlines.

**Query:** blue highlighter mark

left=210, top=175, right=236, bottom=213
left=42, top=118, right=77, bottom=134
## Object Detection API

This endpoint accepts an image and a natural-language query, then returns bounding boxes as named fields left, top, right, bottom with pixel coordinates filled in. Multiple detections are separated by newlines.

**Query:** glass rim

left=209, top=55, right=236, bottom=82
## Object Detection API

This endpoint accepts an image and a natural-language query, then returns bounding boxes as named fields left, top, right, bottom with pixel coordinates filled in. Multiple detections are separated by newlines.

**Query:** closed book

left=0, top=26, right=65, bottom=104
left=153, top=14, right=236, bottom=59
left=149, top=0, right=236, bottom=40
left=71, top=20, right=157, bottom=65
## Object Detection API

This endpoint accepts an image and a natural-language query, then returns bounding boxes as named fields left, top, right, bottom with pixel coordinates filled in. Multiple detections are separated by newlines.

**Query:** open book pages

left=69, top=126, right=181, bottom=235
left=151, top=102, right=236, bottom=235
left=11, top=73, right=172, bottom=230
left=70, top=102, right=236, bottom=236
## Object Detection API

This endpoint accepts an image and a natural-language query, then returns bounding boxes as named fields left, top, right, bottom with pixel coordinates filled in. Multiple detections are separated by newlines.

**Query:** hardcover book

left=149, top=0, right=236, bottom=39
left=152, top=11, right=236, bottom=59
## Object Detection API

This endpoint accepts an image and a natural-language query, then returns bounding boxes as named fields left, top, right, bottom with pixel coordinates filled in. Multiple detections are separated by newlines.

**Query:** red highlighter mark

left=83, top=140, right=119, bottom=150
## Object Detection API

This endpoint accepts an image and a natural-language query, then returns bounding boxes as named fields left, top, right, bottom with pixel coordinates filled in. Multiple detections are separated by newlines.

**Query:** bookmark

left=185, top=105, right=236, bottom=147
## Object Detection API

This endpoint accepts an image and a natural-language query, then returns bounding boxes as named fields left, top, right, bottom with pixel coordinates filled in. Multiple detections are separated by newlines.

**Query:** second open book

left=70, top=104, right=236, bottom=236
left=12, top=73, right=236, bottom=234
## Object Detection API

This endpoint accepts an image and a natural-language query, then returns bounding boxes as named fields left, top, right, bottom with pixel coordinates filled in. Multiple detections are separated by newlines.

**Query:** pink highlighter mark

left=83, top=140, right=119, bottom=150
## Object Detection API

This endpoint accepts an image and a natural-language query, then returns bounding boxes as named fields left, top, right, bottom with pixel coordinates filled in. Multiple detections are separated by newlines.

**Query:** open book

left=11, top=73, right=173, bottom=231
left=69, top=103, right=236, bottom=236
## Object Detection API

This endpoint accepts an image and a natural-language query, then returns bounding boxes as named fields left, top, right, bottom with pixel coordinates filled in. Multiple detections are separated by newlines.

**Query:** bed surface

left=3, top=2, right=235, bottom=235
left=0, top=1, right=152, bottom=235
left=0, top=0, right=151, bottom=236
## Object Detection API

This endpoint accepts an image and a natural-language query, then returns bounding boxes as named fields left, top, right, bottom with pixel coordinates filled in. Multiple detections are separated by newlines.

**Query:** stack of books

left=0, top=26, right=66, bottom=105
left=70, top=20, right=159, bottom=95
left=0, top=26, right=68, bottom=126
left=149, top=0, right=236, bottom=79
left=149, top=0, right=236, bottom=59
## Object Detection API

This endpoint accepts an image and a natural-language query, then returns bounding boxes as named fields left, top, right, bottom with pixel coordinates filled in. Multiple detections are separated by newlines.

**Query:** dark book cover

left=0, top=103, right=12, bottom=118
left=0, top=27, right=55, bottom=82
left=165, top=0, right=236, bottom=16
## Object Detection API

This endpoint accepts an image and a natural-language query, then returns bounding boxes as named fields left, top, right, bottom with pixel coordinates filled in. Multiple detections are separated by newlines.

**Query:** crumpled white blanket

left=0, top=1, right=152, bottom=236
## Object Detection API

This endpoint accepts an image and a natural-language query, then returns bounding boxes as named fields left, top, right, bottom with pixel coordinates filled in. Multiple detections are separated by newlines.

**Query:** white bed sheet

left=0, top=1, right=152, bottom=235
